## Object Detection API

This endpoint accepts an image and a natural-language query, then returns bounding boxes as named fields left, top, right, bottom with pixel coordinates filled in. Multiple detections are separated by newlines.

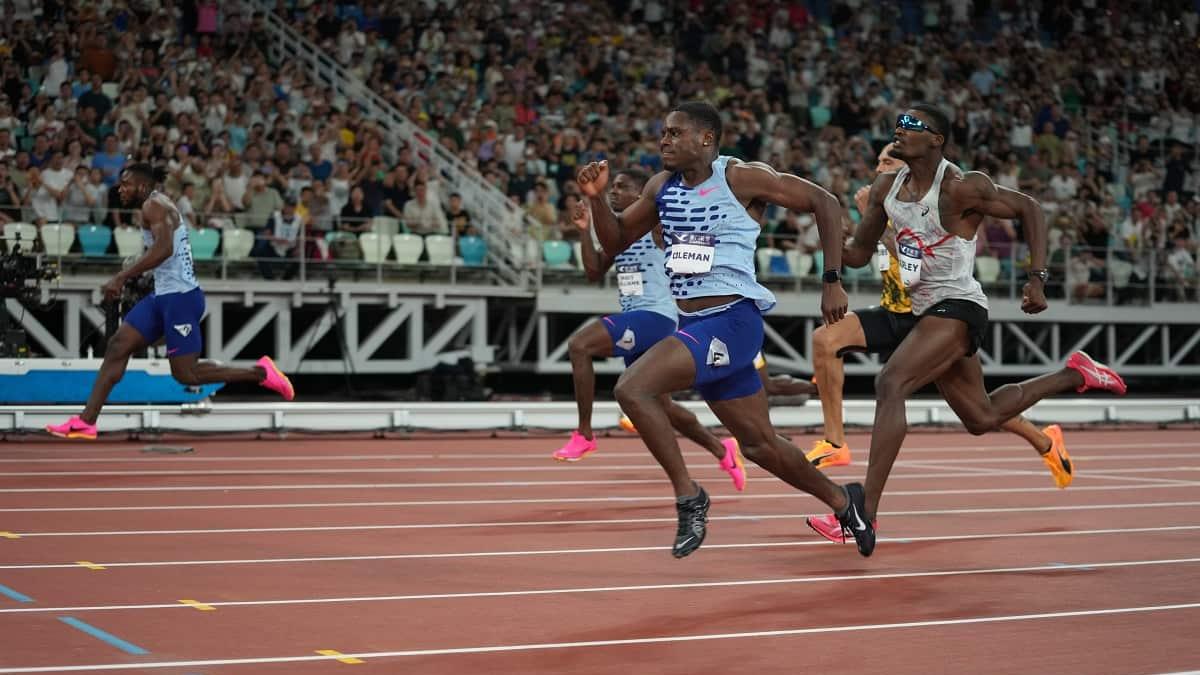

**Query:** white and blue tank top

left=654, top=156, right=775, bottom=312
left=142, top=191, right=199, bottom=295
left=612, top=231, right=676, bottom=321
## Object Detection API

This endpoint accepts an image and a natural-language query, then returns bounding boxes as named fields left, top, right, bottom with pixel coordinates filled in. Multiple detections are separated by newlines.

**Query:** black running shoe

left=836, top=482, right=876, bottom=557
left=673, top=484, right=710, bottom=558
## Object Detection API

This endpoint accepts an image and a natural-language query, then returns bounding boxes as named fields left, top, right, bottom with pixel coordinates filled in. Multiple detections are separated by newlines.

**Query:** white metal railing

left=255, top=9, right=538, bottom=287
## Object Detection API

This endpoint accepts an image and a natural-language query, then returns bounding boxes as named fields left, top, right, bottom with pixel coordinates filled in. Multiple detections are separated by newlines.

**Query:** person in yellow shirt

left=805, top=143, right=1073, bottom=491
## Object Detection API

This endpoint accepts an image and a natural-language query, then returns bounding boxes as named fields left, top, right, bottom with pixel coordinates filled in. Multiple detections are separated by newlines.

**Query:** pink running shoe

left=805, top=512, right=878, bottom=544
left=45, top=416, right=97, bottom=440
left=1066, top=351, right=1127, bottom=395
left=257, top=356, right=295, bottom=401
left=718, top=438, right=746, bottom=491
left=553, top=431, right=597, bottom=461
left=805, top=513, right=847, bottom=543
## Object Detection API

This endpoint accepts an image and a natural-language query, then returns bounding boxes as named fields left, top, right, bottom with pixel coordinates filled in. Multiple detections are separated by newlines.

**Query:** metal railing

left=253, top=7, right=541, bottom=288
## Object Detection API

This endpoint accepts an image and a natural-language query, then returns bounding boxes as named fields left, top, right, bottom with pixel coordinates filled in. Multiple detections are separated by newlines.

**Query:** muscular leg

left=760, top=369, right=819, bottom=397
left=168, top=353, right=266, bottom=386
left=934, top=356, right=1052, bottom=455
left=663, top=396, right=726, bottom=461
left=811, top=312, right=866, bottom=446
left=707, top=388, right=847, bottom=511
left=79, top=324, right=149, bottom=425
left=864, top=317, right=972, bottom=517
left=932, top=354, right=1085, bottom=438
left=614, top=337, right=708, bottom=498
left=565, top=319, right=614, bottom=440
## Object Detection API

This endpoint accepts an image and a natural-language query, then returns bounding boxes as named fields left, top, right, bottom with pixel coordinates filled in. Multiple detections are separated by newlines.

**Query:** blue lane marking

left=58, top=616, right=149, bottom=655
left=0, top=583, right=32, bottom=602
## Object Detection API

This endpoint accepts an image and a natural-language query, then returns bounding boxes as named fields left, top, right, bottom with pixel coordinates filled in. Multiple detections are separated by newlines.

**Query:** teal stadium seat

left=78, top=225, right=112, bottom=257
left=542, top=240, right=572, bottom=267
left=458, top=235, right=487, bottom=266
left=189, top=228, right=220, bottom=260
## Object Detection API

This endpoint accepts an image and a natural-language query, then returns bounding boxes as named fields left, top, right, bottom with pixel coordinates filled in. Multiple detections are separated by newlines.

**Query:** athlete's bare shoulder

left=142, top=192, right=181, bottom=229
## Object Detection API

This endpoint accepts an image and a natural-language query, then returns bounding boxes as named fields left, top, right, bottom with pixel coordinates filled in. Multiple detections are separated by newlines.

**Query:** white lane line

left=1, top=441, right=1195, bottom=463
left=2, top=601, right=1199, bottom=672
left=904, top=462, right=1200, bottom=486
left=2, top=556, right=1196, bottom=614
left=3, top=495, right=1200, bottom=514
left=0, top=480, right=1195, bottom=506
left=2, top=456, right=1198, bottom=477
left=1, top=524, right=1196, bottom=570
left=2, top=472, right=1198, bottom=494
left=8, top=502, right=1200, bottom=538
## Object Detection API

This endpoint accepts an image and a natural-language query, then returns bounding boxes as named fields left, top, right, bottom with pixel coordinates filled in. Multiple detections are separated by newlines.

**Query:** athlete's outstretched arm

left=101, top=201, right=174, bottom=301
left=573, top=202, right=616, bottom=282
left=727, top=161, right=848, bottom=323
left=576, top=161, right=663, bottom=256
left=843, top=173, right=895, bottom=268
left=963, top=173, right=1048, bottom=313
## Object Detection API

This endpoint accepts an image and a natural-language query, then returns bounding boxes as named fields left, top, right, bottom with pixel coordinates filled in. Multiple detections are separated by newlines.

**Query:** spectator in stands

left=0, top=163, right=20, bottom=224
left=445, top=192, right=473, bottom=237
left=339, top=185, right=372, bottom=234
left=240, top=171, right=282, bottom=229
left=253, top=193, right=303, bottom=280
left=28, top=152, right=72, bottom=225
left=402, top=180, right=448, bottom=235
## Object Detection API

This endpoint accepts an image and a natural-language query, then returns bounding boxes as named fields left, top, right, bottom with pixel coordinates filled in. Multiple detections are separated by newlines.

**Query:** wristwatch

left=822, top=269, right=842, bottom=283
left=1028, top=269, right=1050, bottom=283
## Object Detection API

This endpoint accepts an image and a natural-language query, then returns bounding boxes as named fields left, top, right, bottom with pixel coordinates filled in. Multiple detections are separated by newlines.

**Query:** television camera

left=0, top=234, right=59, bottom=358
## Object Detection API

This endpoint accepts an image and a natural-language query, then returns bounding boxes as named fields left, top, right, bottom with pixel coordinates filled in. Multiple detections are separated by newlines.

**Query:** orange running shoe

left=1040, top=424, right=1073, bottom=489
left=617, top=415, right=637, bottom=433
left=805, top=439, right=850, bottom=469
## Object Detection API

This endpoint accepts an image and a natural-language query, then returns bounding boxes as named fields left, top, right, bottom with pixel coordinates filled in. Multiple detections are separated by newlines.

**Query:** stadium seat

left=113, top=226, right=144, bottom=258
left=77, top=225, right=112, bottom=257
left=458, top=235, right=487, bottom=266
left=189, top=228, right=221, bottom=260
left=3, top=223, right=38, bottom=254
left=325, top=231, right=360, bottom=260
left=810, top=106, right=832, bottom=129
left=756, top=247, right=784, bottom=276
left=221, top=228, right=254, bottom=261
left=542, top=240, right=573, bottom=267
left=975, top=256, right=1001, bottom=284
left=786, top=250, right=814, bottom=277
left=40, top=223, right=75, bottom=256
left=370, top=216, right=403, bottom=237
left=392, top=233, right=424, bottom=264
left=359, top=231, right=392, bottom=263
left=425, top=235, right=454, bottom=265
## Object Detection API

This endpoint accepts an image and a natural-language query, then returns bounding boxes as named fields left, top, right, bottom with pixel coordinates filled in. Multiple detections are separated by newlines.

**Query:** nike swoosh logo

left=698, top=187, right=717, bottom=197
left=677, top=536, right=695, bottom=547
left=852, top=507, right=867, bottom=532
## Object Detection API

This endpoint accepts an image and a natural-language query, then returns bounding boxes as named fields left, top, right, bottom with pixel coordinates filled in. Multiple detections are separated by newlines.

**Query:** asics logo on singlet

left=174, top=323, right=193, bottom=337
left=706, top=338, right=730, bottom=367
left=617, top=328, right=636, bottom=350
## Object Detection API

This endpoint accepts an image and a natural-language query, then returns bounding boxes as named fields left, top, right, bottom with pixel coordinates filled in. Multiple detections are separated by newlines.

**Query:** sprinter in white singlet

left=804, top=105, right=1128, bottom=557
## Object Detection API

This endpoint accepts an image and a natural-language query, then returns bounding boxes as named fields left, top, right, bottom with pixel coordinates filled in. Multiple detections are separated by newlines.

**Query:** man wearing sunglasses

left=804, top=144, right=1073, bottom=492
left=804, top=105, right=1128, bottom=557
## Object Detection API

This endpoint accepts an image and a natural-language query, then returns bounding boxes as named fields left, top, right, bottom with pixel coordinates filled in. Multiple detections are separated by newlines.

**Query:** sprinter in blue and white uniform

left=552, top=168, right=746, bottom=492
left=47, top=163, right=295, bottom=440
left=578, top=101, right=874, bottom=558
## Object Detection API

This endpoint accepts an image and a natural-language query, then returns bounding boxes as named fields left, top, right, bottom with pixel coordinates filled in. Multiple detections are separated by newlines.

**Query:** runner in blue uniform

left=47, top=163, right=295, bottom=440
left=554, top=168, right=746, bottom=491
left=576, top=101, right=873, bottom=558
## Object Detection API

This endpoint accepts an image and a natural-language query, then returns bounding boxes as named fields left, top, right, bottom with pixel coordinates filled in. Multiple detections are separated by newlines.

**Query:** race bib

left=876, top=242, right=889, bottom=272
left=666, top=233, right=715, bottom=274
left=897, top=239, right=923, bottom=288
left=616, top=264, right=644, bottom=296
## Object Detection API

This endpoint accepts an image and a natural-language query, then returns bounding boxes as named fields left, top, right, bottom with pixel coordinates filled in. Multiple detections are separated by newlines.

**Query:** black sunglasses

left=896, top=113, right=939, bottom=135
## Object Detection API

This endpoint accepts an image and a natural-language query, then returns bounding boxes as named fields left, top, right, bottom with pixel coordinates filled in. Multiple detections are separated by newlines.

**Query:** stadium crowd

left=0, top=0, right=1197, bottom=300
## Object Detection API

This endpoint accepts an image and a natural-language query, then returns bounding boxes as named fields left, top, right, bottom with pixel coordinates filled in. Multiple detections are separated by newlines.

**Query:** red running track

left=0, top=429, right=1197, bottom=673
